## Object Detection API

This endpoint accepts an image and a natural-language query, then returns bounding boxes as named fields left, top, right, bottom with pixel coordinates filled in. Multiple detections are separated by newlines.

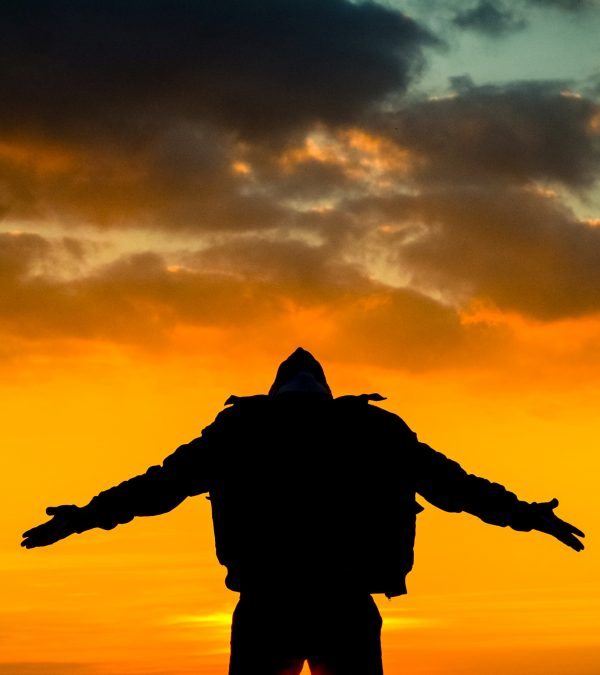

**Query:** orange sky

left=2, top=329, right=598, bottom=675
left=2, top=2, right=600, bottom=674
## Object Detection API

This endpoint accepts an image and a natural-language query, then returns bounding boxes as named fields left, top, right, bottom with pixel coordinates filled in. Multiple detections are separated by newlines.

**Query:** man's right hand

left=21, top=505, right=84, bottom=549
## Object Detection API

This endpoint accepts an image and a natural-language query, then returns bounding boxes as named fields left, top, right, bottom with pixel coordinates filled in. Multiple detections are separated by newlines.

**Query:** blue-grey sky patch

left=384, top=0, right=600, bottom=94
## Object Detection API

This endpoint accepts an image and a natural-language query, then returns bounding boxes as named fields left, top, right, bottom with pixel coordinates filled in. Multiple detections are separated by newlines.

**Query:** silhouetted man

left=22, top=348, right=584, bottom=675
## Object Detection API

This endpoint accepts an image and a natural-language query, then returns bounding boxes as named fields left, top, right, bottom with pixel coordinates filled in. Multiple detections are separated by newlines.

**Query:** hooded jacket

left=75, top=391, right=535, bottom=598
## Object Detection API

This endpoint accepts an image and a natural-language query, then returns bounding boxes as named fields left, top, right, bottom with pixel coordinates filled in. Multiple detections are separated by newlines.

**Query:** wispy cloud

left=452, top=1, right=527, bottom=36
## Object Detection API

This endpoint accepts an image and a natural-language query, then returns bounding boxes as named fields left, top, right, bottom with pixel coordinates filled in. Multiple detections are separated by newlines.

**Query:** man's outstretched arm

left=410, top=439, right=585, bottom=552
left=21, top=409, right=231, bottom=549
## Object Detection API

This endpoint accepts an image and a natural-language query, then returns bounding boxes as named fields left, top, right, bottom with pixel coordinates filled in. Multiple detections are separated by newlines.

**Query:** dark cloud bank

left=0, top=0, right=433, bottom=141
left=0, top=0, right=434, bottom=229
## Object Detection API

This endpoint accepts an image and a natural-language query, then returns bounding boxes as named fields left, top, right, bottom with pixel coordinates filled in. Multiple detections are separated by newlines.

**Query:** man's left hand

left=531, top=498, right=585, bottom=551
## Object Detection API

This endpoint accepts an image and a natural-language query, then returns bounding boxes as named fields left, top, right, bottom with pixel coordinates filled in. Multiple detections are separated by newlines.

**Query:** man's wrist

left=510, top=501, right=536, bottom=532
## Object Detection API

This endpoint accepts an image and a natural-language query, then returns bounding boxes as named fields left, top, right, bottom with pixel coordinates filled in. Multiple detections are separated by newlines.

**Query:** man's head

left=269, top=347, right=332, bottom=397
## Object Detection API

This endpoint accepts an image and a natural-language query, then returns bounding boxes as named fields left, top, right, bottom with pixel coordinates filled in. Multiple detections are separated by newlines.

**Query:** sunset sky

left=2, top=1, right=600, bottom=674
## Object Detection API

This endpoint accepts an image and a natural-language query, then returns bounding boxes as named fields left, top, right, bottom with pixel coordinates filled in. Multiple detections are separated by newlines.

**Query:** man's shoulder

left=334, top=392, right=387, bottom=406
left=209, top=395, right=270, bottom=425
left=223, top=394, right=270, bottom=408
left=336, top=395, right=418, bottom=439
left=334, top=393, right=398, bottom=418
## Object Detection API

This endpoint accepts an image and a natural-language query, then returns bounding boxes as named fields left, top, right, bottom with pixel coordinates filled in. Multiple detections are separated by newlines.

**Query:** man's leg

left=228, top=593, right=306, bottom=675
left=307, top=595, right=384, bottom=675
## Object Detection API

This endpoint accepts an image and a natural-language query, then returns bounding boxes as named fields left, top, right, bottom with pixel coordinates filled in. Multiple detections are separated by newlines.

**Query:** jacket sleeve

left=409, top=434, right=535, bottom=531
left=74, top=409, right=230, bottom=532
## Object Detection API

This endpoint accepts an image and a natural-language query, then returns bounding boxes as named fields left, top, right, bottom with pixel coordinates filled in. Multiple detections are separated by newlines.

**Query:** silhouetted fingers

left=544, top=518, right=585, bottom=551
left=21, top=515, right=77, bottom=549
left=21, top=528, right=53, bottom=548
left=21, top=538, right=53, bottom=549
left=21, top=523, right=51, bottom=547
left=22, top=533, right=58, bottom=548
left=567, top=523, right=585, bottom=538
left=552, top=515, right=585, bottom=539
left=557, top=531, right=585, bottom=552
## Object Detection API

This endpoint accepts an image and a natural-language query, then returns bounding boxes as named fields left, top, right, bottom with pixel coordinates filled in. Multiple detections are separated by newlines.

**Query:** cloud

left=327, top=285, right=504, bottom=370
left=348, top=81, right=600, bottom=320
left=186, top=237, right=367, bottom=295
left=4, top=78, right=599, bottom=329
left=0, top=1, right=438, bottom=228
left=1, top=4, right=599, bottom=347
left=0, top=0, right=435, bottom=144
left=0, top=231, right=508, bottom=371
left=0, top=122, right=299, bottom=230
left=179, top=236, right=503, bottom=371
left=526, top=0, right=595, bottom=10
left=380, top=81, right=600, bottom=188
left=364, top=187, right=600, bottom=320
left=6, top=256, right=292, bottom=347
left=0, top=232, right=52, bottom=278
left=452, top=2, right=526, bottom=36
left=0, top=232, right=350, bottom=346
